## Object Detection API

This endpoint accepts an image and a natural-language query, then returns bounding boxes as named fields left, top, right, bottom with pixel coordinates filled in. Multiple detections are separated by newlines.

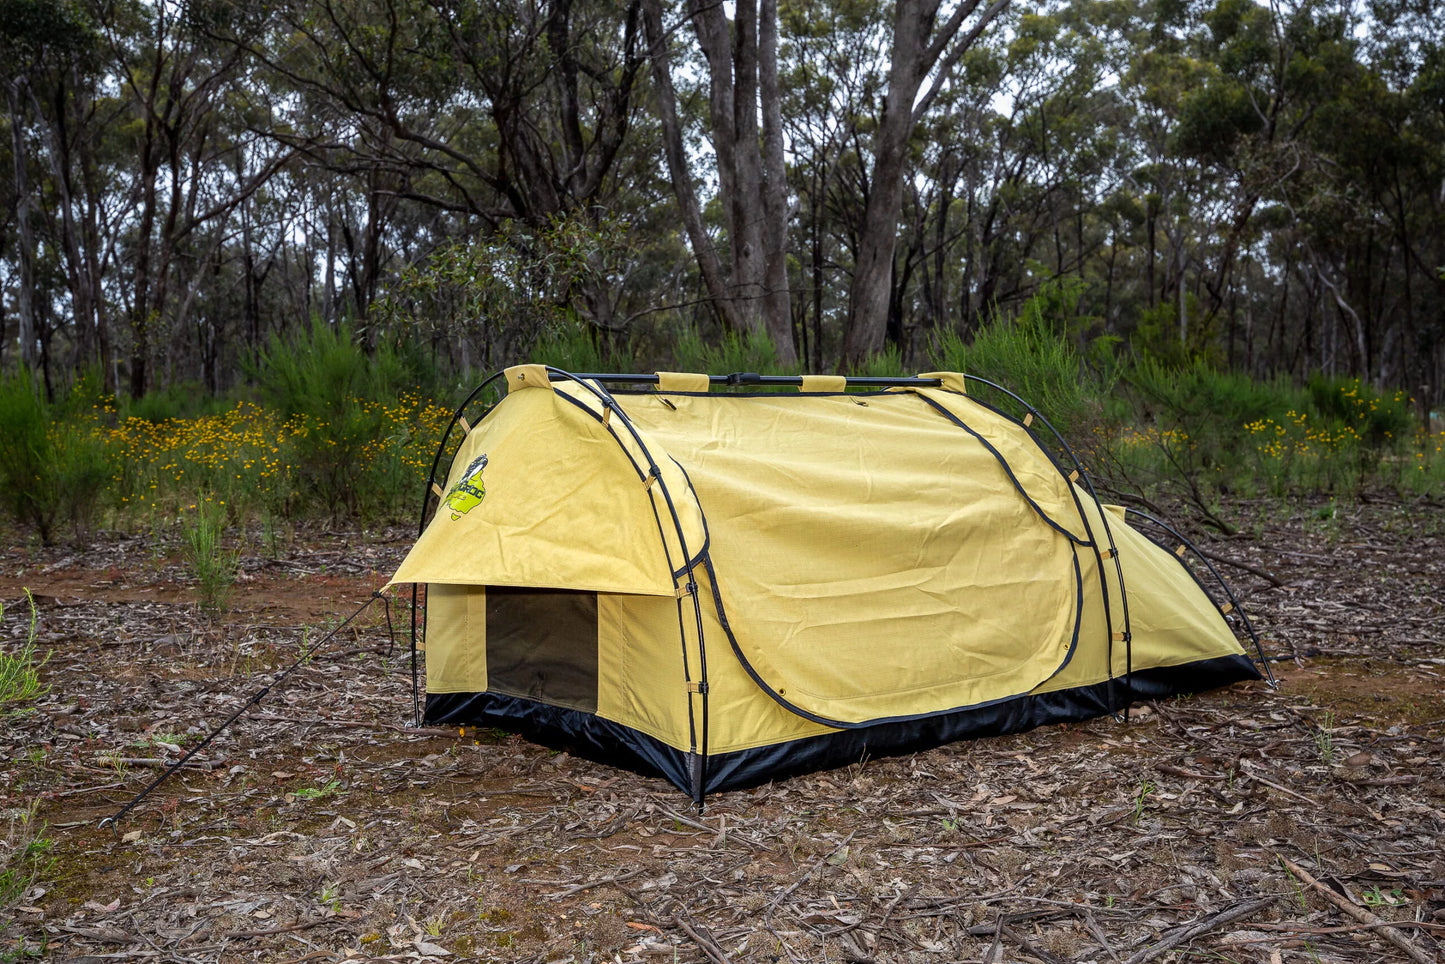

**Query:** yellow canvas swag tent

left=389, top=367, right=1264, bottom=802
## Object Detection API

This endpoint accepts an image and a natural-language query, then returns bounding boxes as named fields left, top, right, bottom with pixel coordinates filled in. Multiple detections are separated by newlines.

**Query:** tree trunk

left=843, top=0, right=931, bottom=365
left=8, top=78, right=38, bottom=373
left=642, top=0, right=742, bottom=335
left=757, top=0, right=795, bottom=363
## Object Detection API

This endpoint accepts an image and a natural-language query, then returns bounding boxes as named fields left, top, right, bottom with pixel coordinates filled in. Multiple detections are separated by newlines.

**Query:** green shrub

left=928, top=279, right=1116, bottom=439
left=0, top=372, right=114, bottom=543
left=248, top=320, right=437, bottom=518
left=124, top=381, right=223, bottom=423
left=531, top=323, right=634, bottom=373
left=181, top=502, right=239, bottom=612
left=1307, top=376, right=1414, bottom=446
left=850, top=345, right=906, bottom=378
left=672, top=327, right=799, bottom=377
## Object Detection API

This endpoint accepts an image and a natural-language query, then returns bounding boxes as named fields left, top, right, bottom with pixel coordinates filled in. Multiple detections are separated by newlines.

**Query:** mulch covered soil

left=1, top=496, right=1442, bottom=963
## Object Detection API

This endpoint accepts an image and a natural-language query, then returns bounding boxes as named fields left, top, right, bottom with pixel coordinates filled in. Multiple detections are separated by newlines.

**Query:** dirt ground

left=1, top=496, right=1442, bottom=964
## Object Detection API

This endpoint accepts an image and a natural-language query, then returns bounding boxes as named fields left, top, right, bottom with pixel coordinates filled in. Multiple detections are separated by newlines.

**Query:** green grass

left=0, top=592, right=48, bottom=713
left=181, top=501, right=239, bottom=612
left=1, top=803, right=55, bottom=950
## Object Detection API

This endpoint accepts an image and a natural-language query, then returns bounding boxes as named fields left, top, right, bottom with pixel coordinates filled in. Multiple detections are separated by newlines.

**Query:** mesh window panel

left=485, top=587, right=599, bottom=713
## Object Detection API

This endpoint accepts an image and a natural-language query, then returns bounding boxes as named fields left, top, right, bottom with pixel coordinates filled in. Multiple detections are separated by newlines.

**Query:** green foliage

left=1, top=803, right=55, bottom=939
left=181, top=502, right=238, bottom=612
left=928, top=279, right=1116, bottom=438
left=372, top=215, right=630, bottom=375
left=530, top=323, right=634, bottom=374
left=0, top=591, right=49, bottom=713
left=850, top=345, right=906, bottom=378
left=248, top=320, right=435, bottom=517
left=0, top=372, right=114, bottom=544
left=1307, top=376, right=1413, bottom=446
left=672, top=327, right=799, bottom=376
left=124, top=382, right=225, bottom=424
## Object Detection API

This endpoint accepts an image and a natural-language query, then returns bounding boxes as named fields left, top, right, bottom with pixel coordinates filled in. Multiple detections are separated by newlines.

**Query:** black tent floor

left=425, top=654, right=1261, bottom=796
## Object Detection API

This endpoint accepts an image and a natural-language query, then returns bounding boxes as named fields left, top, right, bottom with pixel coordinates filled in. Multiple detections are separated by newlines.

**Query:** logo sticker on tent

left=444, top=454, right=488, bottom=519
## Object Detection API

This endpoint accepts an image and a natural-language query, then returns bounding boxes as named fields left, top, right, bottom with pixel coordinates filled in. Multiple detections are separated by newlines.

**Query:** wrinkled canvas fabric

left=391, top=371, right=1246, bottom=756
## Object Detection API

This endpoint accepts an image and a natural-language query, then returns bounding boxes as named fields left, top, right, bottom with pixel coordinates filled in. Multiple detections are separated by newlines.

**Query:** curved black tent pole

left=538, top=368, right=713, bottom=807
left=408, top=370, right=510, bottom=727
left=409, top=367, right=714, bottom=805
left=957, top=374, right=1136, bottom=717
left=1122, top=507, right=1277, bottom=686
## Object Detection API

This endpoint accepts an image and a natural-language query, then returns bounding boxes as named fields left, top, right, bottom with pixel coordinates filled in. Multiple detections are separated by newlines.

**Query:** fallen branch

left=1279, top=857, right=1436, bottom=964
left=1123, top=896, right=1278, bottom=964
left=544, top=868, right=645, bottom=899
left=671, top=902, right=733, bottom=964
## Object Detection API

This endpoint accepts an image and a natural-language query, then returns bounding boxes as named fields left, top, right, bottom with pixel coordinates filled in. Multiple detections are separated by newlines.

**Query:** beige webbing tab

left=430, top=482, right=444, bottom=498
left=1221, top=602, right=1234, bottom=615
left=1023, top=412, right=1034, bottom=427
left=603, top=406, right=612, bottom=426
left=645, top=472, right=658, bottom=489
left=1175, top=544, right=1187, bottom=558
left=1101, top=547, right=1115, bottom=559
left=505, top=364, right=550, bottom=392
left=1112, top=632, right=1128, bottom=642
left=458, top=415, right=471, bottom=434
left=800, top=374, right=847, bottom=393
left=685, top=681, right=705, bottom=694
left=916, top=372, right=968, bottom=394
left=1068, top=470, right=1080, bottom=483
left=657, top=371, right=710, bottom=393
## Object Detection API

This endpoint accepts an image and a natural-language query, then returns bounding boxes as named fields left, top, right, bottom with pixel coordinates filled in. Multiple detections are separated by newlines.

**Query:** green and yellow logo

left=444, top=454, right=488, bottom=519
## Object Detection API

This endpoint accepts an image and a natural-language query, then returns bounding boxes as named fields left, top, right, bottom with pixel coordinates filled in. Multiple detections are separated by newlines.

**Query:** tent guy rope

left=98, top=590, right=390, bottom=832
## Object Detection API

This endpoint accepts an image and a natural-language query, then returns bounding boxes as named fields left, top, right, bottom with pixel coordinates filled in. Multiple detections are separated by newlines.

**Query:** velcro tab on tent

left=800, top=375, right=847, bottom=393
left=657, top=371, right=710, bottom=393
left=430, top=482, right=443, bottom=498
left=1220, top=602, right=1234, bottom=615
left=1023, top=413, right=1034, bottom=427
left=458, top=415, right=471, bottom=434
left=505, top=364, right=550, bottom=392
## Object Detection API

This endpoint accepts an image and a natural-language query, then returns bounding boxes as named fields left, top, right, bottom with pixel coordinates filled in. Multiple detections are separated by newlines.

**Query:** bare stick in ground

left=1280, top=857, right=1437, bottom=964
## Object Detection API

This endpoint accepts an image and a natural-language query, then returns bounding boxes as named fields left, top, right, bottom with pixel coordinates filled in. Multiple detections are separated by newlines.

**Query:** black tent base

left=425, top=654, right=1261, bottom=797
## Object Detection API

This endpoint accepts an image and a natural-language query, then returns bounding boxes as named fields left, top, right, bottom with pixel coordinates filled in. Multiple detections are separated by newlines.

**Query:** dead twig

left=671, top=902, right=733, bottom=964
left=1123, top=896, right=1278, bottom=964
left=543, top=867, right=645, bottom=899
left=1279, top=857, right=1437, bottom=964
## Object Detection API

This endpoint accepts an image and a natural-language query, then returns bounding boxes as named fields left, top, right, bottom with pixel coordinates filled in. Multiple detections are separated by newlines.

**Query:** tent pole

left=1123, top=508, right=1277, bottom=686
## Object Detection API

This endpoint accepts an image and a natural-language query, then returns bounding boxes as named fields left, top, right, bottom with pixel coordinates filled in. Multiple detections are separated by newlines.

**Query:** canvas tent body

left=389, top=366, right=1264, bottom=802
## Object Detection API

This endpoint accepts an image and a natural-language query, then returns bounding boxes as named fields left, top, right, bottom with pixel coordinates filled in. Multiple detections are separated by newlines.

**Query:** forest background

left=1, top=0, right=1443, bottom=543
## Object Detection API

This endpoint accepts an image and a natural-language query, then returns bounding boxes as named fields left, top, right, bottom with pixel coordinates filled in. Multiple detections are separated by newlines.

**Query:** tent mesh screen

left=485, top=587, right=599, bottom=713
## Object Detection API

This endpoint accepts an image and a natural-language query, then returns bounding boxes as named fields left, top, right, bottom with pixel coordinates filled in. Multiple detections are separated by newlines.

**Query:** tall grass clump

left=0, top=591, right=49, bottom=713
left=249, top=319, right=439, bottom=517
left=1, top=802, right=55, bottom=951
left=181, top=502, right=239, bottom=612
left=0, top=372, right=114, bottom=544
